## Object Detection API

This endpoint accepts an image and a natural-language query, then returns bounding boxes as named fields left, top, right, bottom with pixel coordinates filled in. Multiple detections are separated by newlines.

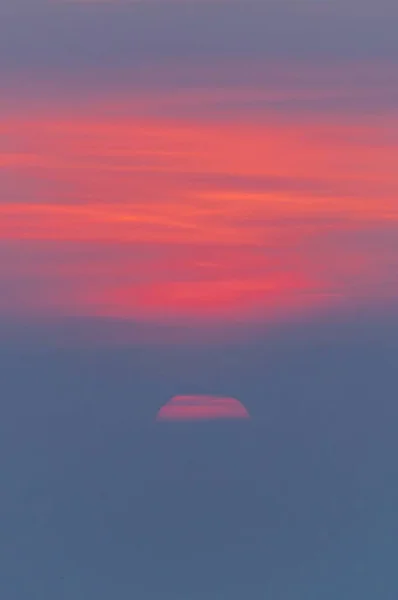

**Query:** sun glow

left=156, top=395, right=250, bottom=421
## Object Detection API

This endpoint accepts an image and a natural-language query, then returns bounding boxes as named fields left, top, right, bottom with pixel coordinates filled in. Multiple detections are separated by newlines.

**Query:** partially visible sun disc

left=156, top=395, right=250, bottom=422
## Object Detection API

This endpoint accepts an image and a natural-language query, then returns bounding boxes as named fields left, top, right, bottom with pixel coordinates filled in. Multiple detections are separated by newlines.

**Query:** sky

left=1, top=1, right=398, bottom=598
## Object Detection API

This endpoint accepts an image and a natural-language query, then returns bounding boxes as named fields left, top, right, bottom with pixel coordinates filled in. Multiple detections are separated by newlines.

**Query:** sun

left=156, top=394, right=250, bottom=422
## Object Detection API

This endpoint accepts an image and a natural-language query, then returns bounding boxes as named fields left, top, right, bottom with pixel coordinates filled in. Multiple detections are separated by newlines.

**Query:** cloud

left=1, top=96, right=397, bottom=322
left=1, top=306, right=398, bottom=598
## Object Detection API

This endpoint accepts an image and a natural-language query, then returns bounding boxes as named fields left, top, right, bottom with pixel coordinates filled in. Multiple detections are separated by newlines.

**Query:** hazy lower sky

left=1, top=1, right=398, bottom=599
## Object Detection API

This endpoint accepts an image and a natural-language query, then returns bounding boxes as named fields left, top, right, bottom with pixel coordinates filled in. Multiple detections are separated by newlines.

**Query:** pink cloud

left=0, top=89, right=397, bottom=324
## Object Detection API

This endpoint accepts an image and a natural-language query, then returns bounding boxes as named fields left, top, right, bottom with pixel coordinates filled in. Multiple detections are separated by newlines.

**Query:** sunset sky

left=1, top=0, right=397, bottom=328
left=1, top=1, right=398, bottom=599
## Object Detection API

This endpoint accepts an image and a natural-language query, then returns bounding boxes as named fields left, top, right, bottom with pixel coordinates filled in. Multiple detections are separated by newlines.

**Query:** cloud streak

left=0, top=0, right=397, bottom=328
left=1, top=90, right=397, bottom=322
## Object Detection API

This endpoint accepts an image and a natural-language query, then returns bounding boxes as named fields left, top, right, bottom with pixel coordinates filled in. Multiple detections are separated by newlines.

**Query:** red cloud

left=1, top=92, right=397, bottom=325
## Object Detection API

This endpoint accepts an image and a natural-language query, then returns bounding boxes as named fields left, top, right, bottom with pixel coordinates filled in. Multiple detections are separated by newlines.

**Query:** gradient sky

left=1, top=1, right=398, bottom=599
left=1, top=0, right=398, bottom=326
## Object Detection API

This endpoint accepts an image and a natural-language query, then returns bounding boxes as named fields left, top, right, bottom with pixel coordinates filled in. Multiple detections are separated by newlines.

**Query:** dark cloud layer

left=1, top=311, right=398, bottom=598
